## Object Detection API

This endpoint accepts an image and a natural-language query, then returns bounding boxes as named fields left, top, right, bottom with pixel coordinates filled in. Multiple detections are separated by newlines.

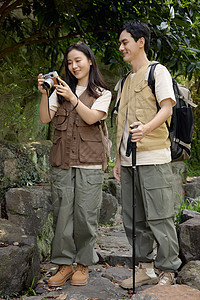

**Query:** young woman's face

left=67, top=49, right=92, bottom=86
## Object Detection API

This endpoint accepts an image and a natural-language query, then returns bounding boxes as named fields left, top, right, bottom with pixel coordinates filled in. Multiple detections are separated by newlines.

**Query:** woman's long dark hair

left=58, top=42, right=108, bottom=104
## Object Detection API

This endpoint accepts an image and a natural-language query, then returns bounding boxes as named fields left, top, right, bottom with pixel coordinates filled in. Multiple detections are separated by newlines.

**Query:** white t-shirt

left=49, top=85, right=112, bottom=169
left=119, top=64, right=176, bottom=166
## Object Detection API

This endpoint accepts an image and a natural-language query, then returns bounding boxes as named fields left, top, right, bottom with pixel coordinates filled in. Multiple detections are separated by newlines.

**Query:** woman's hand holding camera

left=37, top=74, right=46, bottom=94
left=37, top=74, right=77, bottom=105
left=55, top=78, right=78, bottom=106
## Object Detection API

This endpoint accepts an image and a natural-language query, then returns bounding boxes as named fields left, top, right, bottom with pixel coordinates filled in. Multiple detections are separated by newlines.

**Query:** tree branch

left=0, top=27, right=115, bottom=59
left=0, top=0, right=13, bottom=15
left=0, top=0, right=25, bottom=23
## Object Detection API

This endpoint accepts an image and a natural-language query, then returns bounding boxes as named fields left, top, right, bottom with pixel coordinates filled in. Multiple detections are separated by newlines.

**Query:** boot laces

left=159, top=271, right=174, bottom=283
left=76, top=264, right=87, bottom=274
left=135, top=264, right=143, bottom=274
left=58, top=265, right=68, bottom=274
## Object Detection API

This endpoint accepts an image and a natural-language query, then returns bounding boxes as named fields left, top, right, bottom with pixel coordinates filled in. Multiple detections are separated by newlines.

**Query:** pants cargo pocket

left=142, top=164, right=175, bottom=221
left=84, top=172, right=104, bottom=212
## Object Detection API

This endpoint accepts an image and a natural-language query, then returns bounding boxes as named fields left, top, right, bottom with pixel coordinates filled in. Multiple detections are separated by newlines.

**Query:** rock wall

left=0, top=140, right=52, bottom=217
left=0, top=219, right=40, bottom=297
left=0, top=140, right=52, bottom=189
left=6, top=184, right=53, bottom=261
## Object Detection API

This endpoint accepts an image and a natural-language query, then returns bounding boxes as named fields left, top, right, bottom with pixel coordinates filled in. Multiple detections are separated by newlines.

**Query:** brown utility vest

left=49, top=90, right=104, bottom=170
left=116, top=63, right=171, bottom=153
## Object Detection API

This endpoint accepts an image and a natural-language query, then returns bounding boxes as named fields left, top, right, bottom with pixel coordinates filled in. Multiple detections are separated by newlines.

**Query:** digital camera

left=42, top=71, right=59, bottom=90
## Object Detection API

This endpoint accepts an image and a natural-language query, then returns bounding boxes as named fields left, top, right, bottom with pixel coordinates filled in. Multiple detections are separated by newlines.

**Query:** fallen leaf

left=102, top=263, right=110, bottom=269
left=37, top=278, right=45, bottom=284
left=115, top=264, right=123, bottom=267
left=0, top=242, right=9, bottom=247
left=57, top=293, right=68, bottom=300
left=13, top=242, right=19, bottom=246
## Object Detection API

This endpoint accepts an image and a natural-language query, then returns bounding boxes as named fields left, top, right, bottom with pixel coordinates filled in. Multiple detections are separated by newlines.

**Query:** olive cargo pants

left=50, top=167, right=104, bottom=266
left=121, top=163, right=181, bottom=272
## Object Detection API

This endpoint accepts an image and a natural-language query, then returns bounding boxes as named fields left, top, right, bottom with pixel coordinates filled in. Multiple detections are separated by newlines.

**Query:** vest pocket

left=134, top=79, right=148, bottom=93
left=136, top=107, right=156, bottom=124
left=135, top=81, right=157, bottom=123
left=49, top=135, right=62, bottom=167
left=79, top=130, right=104, bottom=163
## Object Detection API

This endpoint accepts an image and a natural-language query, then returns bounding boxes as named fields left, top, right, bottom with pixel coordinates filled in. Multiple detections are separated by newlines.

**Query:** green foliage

left=0, top=141, right=47, bottom=201
left=0, top=63, right=31, bottom=140
left=0, top=47, right=58, bottom=142
left=185, top=161, right=200, bottom=177
left=102, top=182, right=109, bottom=192
left=188, top=90, right=200, bottom=173
left=1, top=0, right=200, bottom=77
left=7, top=142, right=47, bottom=186
left=0, top=141, right=49, bottom=218
left=175, top=195, right=200, bottom=226
left=0, top=293, right=19, bottom=300
left=23, top=276, right=37, bottom=296
left=108, top=159, right=116, bottom=169
left=0, top=0, right=200, bottom=169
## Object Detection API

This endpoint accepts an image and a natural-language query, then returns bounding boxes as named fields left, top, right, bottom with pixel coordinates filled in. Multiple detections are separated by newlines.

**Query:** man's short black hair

left=119, top=20, right=151, bottom=53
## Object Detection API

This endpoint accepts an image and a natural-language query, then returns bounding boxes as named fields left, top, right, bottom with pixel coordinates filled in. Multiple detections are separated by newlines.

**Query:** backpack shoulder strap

left=147, top=61, right=160, bottom=98
left=147, top=62, right=170, bottom=132
left=147, top=62, right=160, bottom=110
left=111, top=70, right=131, bottom=127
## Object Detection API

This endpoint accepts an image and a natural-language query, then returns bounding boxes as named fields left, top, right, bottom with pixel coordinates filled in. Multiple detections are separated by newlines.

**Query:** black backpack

left=111, top=63, right=197, bottom=161
left=148, top=62, right=197, bottom=160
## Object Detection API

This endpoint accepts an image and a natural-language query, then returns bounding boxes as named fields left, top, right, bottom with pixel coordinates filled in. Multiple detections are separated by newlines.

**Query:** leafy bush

left=175, top=195, right=200, bottom=226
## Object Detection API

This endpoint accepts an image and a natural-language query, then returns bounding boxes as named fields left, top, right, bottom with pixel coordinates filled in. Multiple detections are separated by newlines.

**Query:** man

left=113, top=20, right=181, bottom=289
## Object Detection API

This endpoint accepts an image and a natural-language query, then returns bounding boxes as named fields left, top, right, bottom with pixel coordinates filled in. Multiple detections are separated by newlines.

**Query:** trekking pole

left=131, top=139, right=137, bottom=294
left=126, top=125, right=137, bottom=294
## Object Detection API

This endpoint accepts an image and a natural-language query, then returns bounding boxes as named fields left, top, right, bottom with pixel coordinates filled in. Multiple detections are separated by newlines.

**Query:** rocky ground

left=18, top=221, right=200, bottom=300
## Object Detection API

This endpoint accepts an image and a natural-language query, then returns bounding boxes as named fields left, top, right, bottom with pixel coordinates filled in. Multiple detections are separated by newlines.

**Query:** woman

left=38, top=42, right=111, bottom=287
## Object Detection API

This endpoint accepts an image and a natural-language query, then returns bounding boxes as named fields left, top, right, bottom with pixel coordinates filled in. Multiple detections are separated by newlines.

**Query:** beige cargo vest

left=116, top=63, right=171, bottom=153
left=49, top=90, right=104, bottom=170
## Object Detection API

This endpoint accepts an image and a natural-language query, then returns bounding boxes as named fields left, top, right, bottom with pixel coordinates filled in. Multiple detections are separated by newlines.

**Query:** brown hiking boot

left=120, top=262, right=158, bottom=289
left=158, top=271, right=175, bottom=285
left=70, top=263, right=89, bottom=286
left=48, top=264, right=74, bottom=287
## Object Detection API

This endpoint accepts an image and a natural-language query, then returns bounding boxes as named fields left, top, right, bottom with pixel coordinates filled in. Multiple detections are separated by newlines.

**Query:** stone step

left=132, top=284, right=200, bottom=300
left=31, top=221, right=200, bottom=300
left=96, top=222, right=132, bottom=267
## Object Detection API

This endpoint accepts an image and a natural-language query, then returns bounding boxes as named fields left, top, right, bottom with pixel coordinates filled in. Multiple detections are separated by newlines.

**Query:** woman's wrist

left=71, top=94, right=79, bottom=108
left=73, top=96, right=79, bottom=109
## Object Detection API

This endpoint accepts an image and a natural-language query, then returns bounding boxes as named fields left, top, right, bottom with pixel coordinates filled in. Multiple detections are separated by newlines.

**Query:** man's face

left=119, top=30, right=140, bottom=63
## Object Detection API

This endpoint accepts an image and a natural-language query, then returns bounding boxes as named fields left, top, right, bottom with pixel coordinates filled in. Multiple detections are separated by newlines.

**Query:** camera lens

left=42, top=78, right=54, bottom=90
